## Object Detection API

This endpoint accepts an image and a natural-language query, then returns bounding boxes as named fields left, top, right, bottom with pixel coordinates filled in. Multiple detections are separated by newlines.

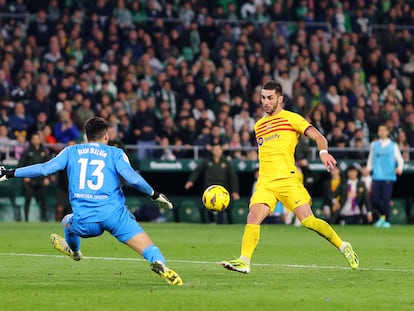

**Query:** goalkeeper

left=0, top=117, right=182, bottom=286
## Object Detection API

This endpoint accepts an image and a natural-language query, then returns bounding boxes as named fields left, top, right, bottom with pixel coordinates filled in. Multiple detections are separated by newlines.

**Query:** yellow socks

left=239, top=216, right=343, bottom=262
left=240, top=224, right=260, bottom=262
left=301, top=215, right=343, bottom=249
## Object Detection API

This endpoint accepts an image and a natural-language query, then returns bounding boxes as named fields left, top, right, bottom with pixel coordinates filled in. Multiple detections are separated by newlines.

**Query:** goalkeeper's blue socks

left=63, top=226, right=81, bottom=252
left=61, top=215, right=81, bottom=252
left=143, top=245, right=166, bottom=265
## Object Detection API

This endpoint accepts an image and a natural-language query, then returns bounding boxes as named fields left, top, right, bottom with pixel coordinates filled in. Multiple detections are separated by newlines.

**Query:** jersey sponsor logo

left=73, top=193, right=108, bottom=200
left=257, top=133, right=281, bottom=146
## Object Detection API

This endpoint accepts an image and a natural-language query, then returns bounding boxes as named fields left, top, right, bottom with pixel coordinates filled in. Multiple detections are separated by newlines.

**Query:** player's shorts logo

left=257, top=137, right=264, bottom=146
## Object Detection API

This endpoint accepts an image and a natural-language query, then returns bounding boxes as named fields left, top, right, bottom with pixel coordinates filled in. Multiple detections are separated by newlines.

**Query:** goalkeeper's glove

left=151, top=190, right=173, bottom=209
left=0, top=166, right=15, bottom=182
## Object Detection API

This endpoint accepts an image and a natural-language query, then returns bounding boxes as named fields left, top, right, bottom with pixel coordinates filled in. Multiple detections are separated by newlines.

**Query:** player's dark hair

left=85, top=117, right=109, bottom=141
left=262, top=80, right=283, bottom=95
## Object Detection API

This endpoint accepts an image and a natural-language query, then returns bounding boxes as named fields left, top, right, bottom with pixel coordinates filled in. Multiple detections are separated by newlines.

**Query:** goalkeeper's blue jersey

left=15, top=142, right=154, bottom=221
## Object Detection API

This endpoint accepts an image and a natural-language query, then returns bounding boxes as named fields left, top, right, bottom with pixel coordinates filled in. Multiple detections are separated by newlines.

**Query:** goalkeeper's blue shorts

left=62, top=207, right=144, bottom=243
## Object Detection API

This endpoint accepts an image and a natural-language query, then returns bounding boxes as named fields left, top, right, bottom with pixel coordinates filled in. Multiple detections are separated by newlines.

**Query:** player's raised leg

left=296, top=205, right=359, bottom=269
left=50, top=233, right=82, bottom=261
left=50, top=214, right=82, bottom=261
left=126, top=232, right=183, bottom=286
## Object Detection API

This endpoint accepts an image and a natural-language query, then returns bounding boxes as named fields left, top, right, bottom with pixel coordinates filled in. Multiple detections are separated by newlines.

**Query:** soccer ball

left=202, top=185, right=230, bottom=212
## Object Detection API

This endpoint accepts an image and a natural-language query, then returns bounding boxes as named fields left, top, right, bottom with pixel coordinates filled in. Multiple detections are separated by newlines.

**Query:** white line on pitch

left=1, top=252, right=413, bottom=273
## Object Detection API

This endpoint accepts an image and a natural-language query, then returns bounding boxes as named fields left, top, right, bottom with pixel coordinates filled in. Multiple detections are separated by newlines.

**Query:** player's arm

left=0, top=152, right=67, bottom=181
left=305, top=126, right=337, bottom=172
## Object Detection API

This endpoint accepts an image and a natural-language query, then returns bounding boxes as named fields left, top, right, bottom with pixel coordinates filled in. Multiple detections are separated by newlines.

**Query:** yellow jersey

left=254, top=109, right=312, bottom=181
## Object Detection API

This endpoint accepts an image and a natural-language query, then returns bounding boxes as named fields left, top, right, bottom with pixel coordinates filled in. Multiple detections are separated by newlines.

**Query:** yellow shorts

left=249, top=176, right=311, bottom=213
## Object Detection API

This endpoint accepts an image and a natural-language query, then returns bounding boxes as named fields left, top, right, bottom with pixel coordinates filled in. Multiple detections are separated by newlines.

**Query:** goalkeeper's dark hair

left=85, top=117, right=109, bottom=141
left=262, top=80, right=283, bottom=96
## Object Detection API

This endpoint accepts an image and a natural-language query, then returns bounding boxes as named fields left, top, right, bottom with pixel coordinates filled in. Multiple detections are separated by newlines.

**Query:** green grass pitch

left=0, top=222, right=413, bottom=311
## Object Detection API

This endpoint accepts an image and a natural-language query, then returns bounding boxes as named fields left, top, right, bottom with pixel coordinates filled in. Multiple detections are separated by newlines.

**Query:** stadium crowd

left=0, top=0, right=414, bottom=163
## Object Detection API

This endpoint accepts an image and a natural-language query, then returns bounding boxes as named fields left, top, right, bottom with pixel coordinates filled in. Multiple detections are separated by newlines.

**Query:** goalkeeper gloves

left=151, top=190, right=173, bottom=209
left=0, top=166, right=15, bottom=182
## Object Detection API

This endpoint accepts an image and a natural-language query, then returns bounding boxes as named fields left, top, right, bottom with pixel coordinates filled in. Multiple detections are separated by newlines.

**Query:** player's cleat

left=50, top=233, right=82, bottom=261
left=382, top=221, right=391, bottom=228
left=150, top=262, right=183, bottom=286
left=374, top=218, right=385, bottom=227
left=342, top=242, right=359, bottom=269
left=221, top=258, right=251, bottom=274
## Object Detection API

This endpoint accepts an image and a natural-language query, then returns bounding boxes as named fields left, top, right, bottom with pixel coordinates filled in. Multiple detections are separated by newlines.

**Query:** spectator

left=184, top=144, right=240, bottom=224
left=54, top=110, right=80, bottom=144
left=330, top=165, right=373, bottom=225
left=0, top=130, right=21, bottom=220
left=13, top=130, right=27, bottom=161
left=131, top=98, right=160, bottom=160
left=108, top=124, right=126, bottom=152
left=17, top=132, right=50, bottom=222
left=136, top=79, right=155, bottom=100
left=11, top=76, right=32, bottom=104
left=228, top=131, right=242, bottom=159
left=28, top=111, right=49, bottom=139
left=155, top=80, right=177, bottom=118
left=36, top=72, right=52, bottom=98
left=366, top=94, right=385, bottom=138
left=26, top=9, right=54, bottom=50
left=321, top=165, right=342, bottom=222
left=327, top=125, right=349, bottom=148
left=192, top=98, right=216, bottom=123
left=367, top=124, right=404, bottom=228
left=208, top=124, right=230, bottom=151
left=75, top=97, right=95, bottom=128
left=26, top=86, right=54, bottom=121
left=9, top=102, right=34, bottom=139
left=43, top=36, right=63, bottom=65
left=396, top=130, right=410, bottom=161
left=113, top=0, right=133, bottom=29
left=233, top=109, right=255, bottom=133
left=117, top=113, right=134, bottom=145
left=156, top=136, right=176, bottom=161
left=123, top=29, right=144, bottom=63
left=360, top=163, right=372, bottom=196
left=0, top=124, right=11, bottom=161
left=0, top=68, right=12, bottom=101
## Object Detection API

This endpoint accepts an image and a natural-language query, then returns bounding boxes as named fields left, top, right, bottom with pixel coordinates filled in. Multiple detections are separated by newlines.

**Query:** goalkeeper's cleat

left=221, top=258, right=250, bottom=274
left=50, top=233, right=82, bottom=261
left=342, top=241, right=359, bottom=269
left=150, top=262, right=183, bottom=286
